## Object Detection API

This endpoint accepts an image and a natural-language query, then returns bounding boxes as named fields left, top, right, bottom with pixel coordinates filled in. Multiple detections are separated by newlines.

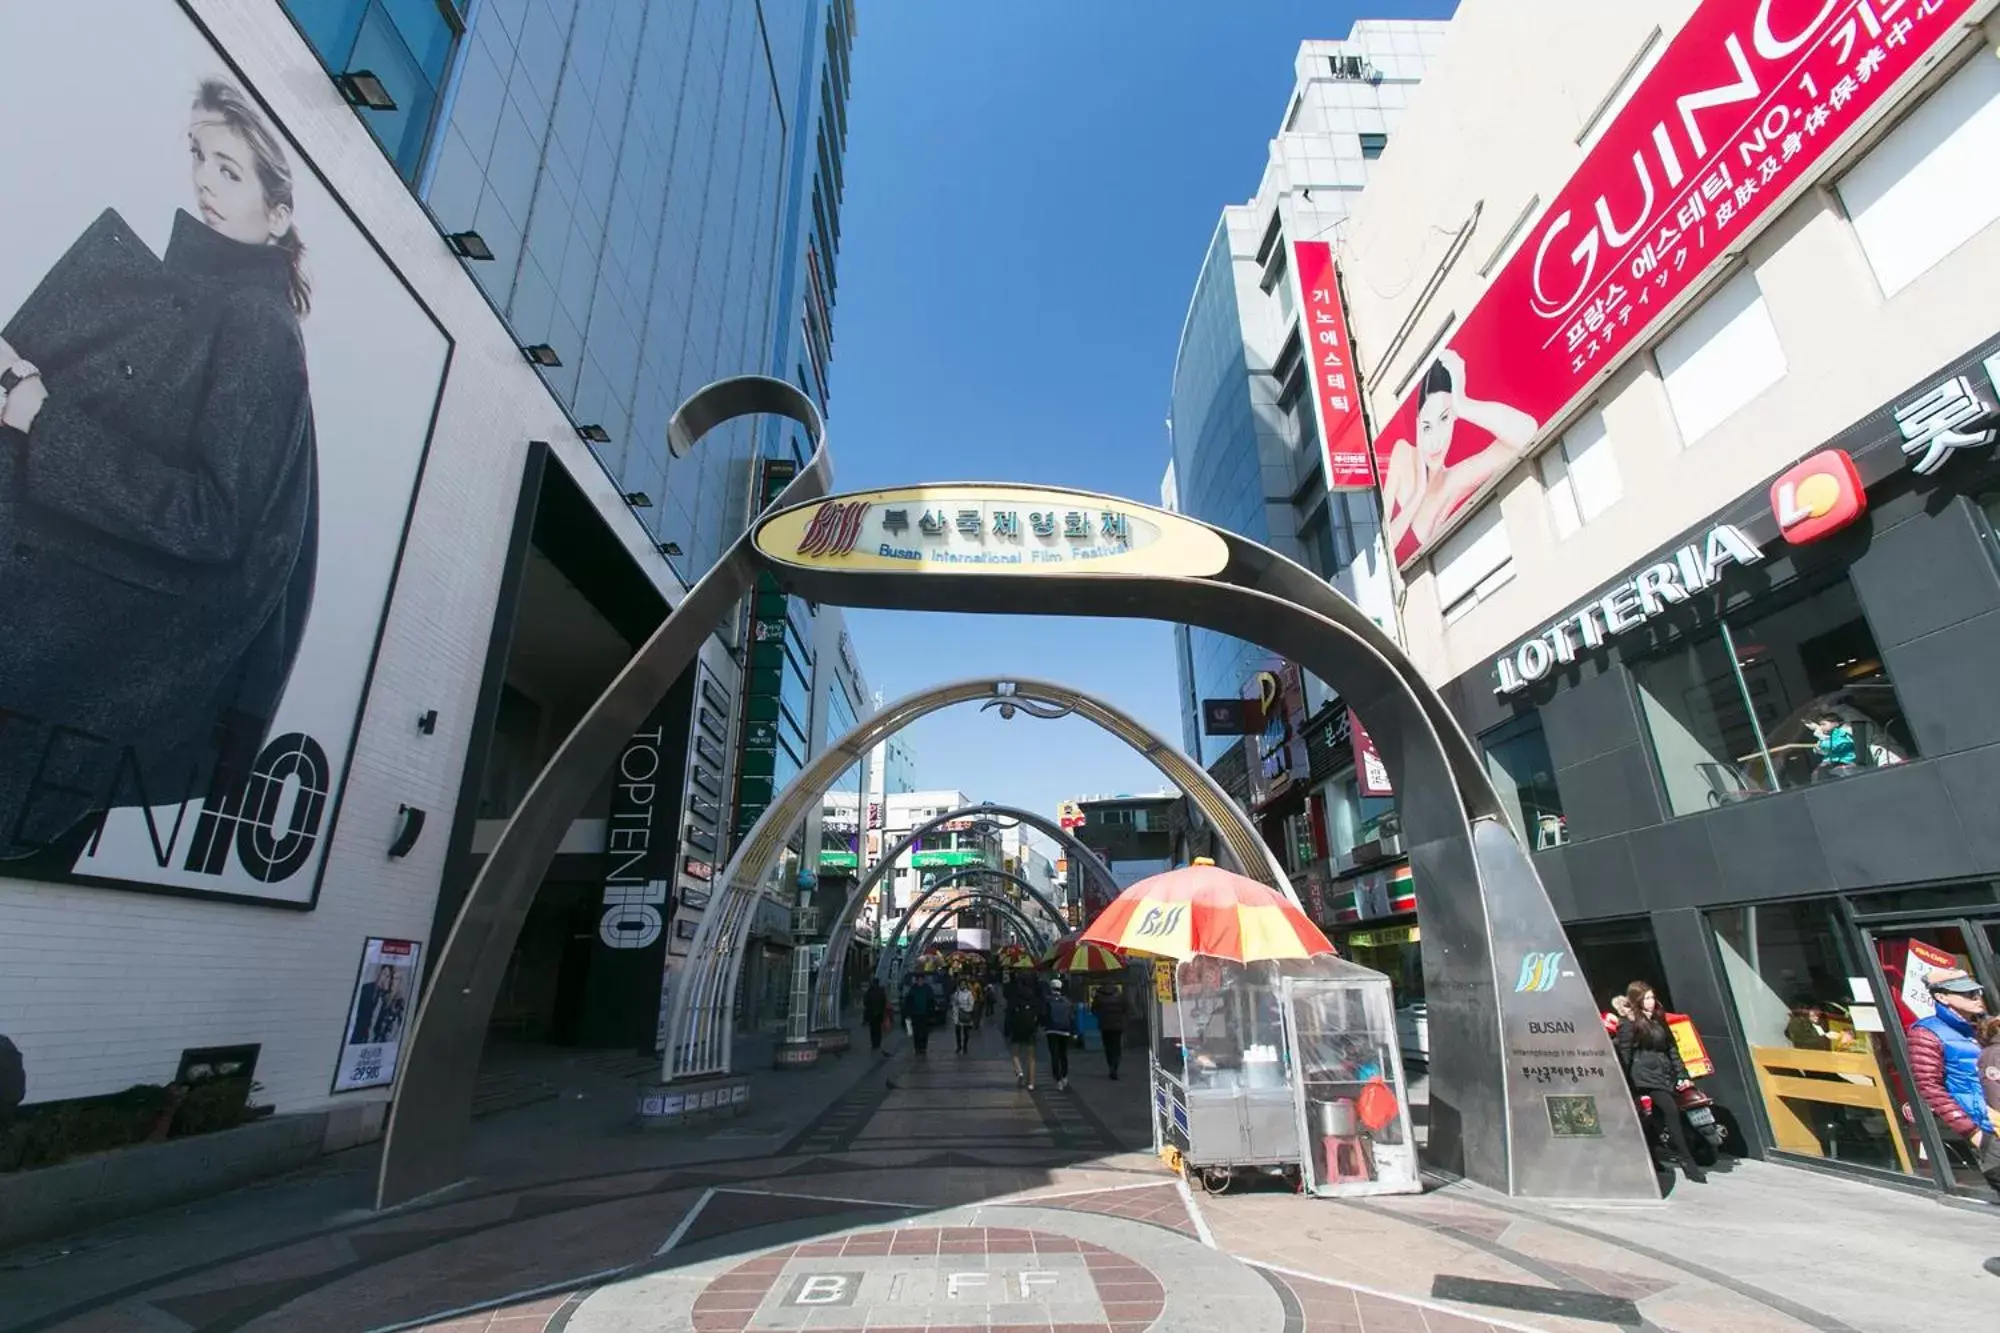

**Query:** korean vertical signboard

left=1349, top=709, right=1394, bottom=797
left=1291, top=240, right=1374, bottom=490
left=1373, top=0, right=1981, bottom=568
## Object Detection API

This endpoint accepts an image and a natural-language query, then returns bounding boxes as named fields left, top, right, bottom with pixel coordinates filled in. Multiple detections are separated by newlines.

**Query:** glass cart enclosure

left=1282, top=961, right=1421, bottom=1196
left=1148, top=953, right=1417, bottom=1195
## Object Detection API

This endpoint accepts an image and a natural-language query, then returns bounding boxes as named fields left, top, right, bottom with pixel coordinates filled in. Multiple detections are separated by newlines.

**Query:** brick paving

left=5, top=1021, right=1995, bottom=1332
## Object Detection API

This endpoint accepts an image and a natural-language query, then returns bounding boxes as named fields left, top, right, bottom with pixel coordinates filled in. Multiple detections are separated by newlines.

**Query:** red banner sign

left=1292, top=240, right=1374, bottom=490
left=1350, top=709, right=1393, bottom=796
left=1375, top=0, right=1977, bottom=567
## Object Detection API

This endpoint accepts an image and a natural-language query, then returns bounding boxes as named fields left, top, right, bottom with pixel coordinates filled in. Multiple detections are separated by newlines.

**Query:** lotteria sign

left=755, top=485, right=1231, bottom=579
left=1493, top=525, right=1763, bottom=695
left=1376, top=0, right=1979, bottom=569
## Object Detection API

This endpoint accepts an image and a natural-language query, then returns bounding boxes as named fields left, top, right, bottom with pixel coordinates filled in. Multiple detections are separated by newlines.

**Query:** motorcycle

left=1637, top=1082, right=1725, bottom=1166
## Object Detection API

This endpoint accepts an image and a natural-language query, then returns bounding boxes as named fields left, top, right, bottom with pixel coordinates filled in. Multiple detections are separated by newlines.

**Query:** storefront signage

left=911, top=849, right=986, bottom=867
left=755, top=485, right=1230, bottom=578
left=1894, top=350, right=1999, bottom=475
left=601, top=723, right=672, bottom=949
left=1374, top=0, right=1980, bottom=568
left=1291, top=240, right=1374, bottom=490
left=1347, top=925, right=1420, bottom=949
left=683, top=856, right=713, bottom=882
left=1493, top=524, right=1762, bottom=695
left=1057, top=800, right=1083, bottom=830
left=1350, top=709, right=1393, bottom=796
left=1345, top=861, right=1415, bottom=920
left=1247, top=665, right=1308, bottom=808
left=819, top=850, right=859, bottom=869
left=1771, top=449, right=1865, bottom=544
left=332, top=938, right=421, bottom=1093
left=1201, top=698, right=1255, bottom=735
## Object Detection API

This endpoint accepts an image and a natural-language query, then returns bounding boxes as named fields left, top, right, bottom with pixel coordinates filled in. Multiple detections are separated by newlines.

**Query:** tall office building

left=1164, top=21, right=1443, bottom=950
left=0, top=0, right=860, bottom=1147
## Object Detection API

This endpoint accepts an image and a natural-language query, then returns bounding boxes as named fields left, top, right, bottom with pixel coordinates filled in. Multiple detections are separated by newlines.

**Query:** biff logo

left=1771, top=450, right=1865, bottom=546
left=1132, top=905, right=1185, bottom=938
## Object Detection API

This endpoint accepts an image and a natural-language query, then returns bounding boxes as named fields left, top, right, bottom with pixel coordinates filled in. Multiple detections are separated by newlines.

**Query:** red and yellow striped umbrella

left=1040, top=938, right=1126, bottom=973
left=1080, top=860, right=1334, bottom=962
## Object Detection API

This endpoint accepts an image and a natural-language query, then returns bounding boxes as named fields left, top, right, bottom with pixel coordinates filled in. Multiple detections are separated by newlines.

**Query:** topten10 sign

left=754, top=485, right=1231, bottom=579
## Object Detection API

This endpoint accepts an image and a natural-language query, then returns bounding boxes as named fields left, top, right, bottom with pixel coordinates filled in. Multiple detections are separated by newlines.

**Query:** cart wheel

left=1199, top=1166, right=1234, bottom=1195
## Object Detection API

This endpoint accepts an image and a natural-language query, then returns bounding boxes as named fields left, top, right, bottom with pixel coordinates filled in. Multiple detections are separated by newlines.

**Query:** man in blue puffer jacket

left=1905, top=970, right=2000, bottom=1197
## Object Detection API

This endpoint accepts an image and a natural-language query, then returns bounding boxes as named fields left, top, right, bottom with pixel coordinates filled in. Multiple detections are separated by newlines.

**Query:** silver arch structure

left=895, top=899, right=1047, bottom=983
left=811, top=802, right=1110, bottom=1031
left=380, top=374, right=1655, bottom=1210
left=658, top=691, right=1283, bottom=1091
left=865, top=867, right=1066, bottom=986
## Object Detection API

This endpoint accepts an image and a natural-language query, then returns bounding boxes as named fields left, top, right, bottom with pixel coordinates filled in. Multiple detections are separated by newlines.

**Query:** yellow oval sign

left=754, top=485, right=1230, bottom=579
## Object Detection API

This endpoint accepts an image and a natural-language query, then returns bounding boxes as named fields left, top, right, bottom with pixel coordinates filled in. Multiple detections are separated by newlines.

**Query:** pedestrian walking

left=1004, top=976, right=1044, bottom=1089
left=953, top=978, right=978, bottom=1054
left=1092, top=982, right=1130, bottom=1080
left=1908, top=971, right=2000, bottom=1199
left=863, top=979, right=888, bottom=1055
left=904, top=976, right=937, bottom=1056
left=1045, top=979, right=1080, bottom=1091
left=0, top=1033, right=22, bottom=1170
left=1614, top=981, right=1706, bottom=1184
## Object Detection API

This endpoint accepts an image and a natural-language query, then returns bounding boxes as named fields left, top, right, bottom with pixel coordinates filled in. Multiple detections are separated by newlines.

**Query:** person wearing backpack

left=1004, top=976, right=1044, bottom=1089
left=1044, top=979, right=1081, bottom=1091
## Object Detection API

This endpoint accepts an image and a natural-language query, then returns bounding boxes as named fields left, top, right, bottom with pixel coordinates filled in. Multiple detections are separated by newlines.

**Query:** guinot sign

left=1375, top=0, right=1978, bottom=568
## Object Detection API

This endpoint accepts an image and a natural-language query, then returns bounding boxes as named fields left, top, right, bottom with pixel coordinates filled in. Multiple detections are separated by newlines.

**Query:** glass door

left=1865, top=921, right=2000, bottom=1196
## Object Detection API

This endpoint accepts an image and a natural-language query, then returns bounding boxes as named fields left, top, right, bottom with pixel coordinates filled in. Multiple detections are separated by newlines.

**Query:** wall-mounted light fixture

left=388, top=805, right=427, bottom=859
left=521, top=343, right=562, bottom=367
left=658, top=541, right=683, bottom=557
left=444, top=230, right=493, bottom=260
left=336, top=70, right=397, bottom=111
left=417, top=709, right=438, bottom=735
left=577, top=424, right=611, bottom=444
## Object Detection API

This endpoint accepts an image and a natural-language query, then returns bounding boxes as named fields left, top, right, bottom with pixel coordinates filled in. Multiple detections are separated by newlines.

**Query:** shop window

left=1838, top=49, right=2000, bottom=297
left=1325, top=769, right=1395, bottom=862
left=1634, top=576, right=1916, bottom=818
left=1709, top=901, right=1922, bottom=1178
left=1538, top=407, right=1620, bottom=539
left=1481, top=713, right=1564, bottom=849
left=1655, top=267, right=1787, bottom=445
left=1433, top=504, right=1513, bottom=624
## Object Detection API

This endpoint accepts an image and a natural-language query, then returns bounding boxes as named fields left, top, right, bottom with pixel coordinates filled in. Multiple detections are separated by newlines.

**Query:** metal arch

left=864, top=867, right=1066, bottom=985
left=895, top=898, right=1049, bottom=980
left=755, top=485, right=1660, bottom=1202
left=812, top=807, right=1096, bottom=1030
left=660, top=689, right=1278, bottom=1093
left=375, top=376, right=830, bottom=1210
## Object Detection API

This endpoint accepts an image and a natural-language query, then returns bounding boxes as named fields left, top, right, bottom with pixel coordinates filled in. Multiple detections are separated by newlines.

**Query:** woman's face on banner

left=1415, top=387, right=1457, bottom=470
left=188, top=116, right=290, bottom=247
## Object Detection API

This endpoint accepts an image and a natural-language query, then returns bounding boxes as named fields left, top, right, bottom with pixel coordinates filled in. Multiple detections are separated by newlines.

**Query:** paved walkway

left=2, top=1022, right=1996, bottom=1332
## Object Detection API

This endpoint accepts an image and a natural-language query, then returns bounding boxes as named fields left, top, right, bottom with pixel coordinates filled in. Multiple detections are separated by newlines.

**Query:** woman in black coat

left=1615, top=981, right=1706, bottom=1183
left=0, top=78, right=317, bottom=862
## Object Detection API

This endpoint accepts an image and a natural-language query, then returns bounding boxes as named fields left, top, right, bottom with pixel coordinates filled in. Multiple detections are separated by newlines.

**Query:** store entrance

left=1865, top=917, right=2000, bottom=1197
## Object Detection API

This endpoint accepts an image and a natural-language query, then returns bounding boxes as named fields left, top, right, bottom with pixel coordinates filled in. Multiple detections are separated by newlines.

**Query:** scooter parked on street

left=1637, top=1082, right=1725, bottom=1166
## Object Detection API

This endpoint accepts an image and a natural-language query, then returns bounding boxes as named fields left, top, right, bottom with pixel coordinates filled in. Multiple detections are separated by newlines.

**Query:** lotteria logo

left=796, top=500, right=871, bottom=558
left=1771, top=449, right=1865, bottom=545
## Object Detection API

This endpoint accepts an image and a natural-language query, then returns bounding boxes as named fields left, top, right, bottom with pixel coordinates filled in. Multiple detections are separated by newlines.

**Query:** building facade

left=1340, top=0, right=2000, bottom=1197
left=0, top=0, right=858, bottom=1142
left=1162, top=20, right=1443, bottom=1000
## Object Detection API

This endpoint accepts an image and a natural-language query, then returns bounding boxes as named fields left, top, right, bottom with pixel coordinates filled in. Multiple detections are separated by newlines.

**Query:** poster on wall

left=0, top=2, right=450, bottom=905
left=1372, top=0, right=1980, bottom=567
left=332, top=937, right=422, bottom=1092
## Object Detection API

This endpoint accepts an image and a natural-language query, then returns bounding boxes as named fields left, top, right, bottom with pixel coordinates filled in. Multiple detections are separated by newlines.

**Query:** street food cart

left=1149, top=952, right=1420, bottom=1196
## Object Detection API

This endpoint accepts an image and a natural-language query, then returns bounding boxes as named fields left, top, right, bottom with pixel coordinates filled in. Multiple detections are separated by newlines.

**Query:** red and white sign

left=1350, top=709, right=1393, bottom=797
left=1771, top=448, right=1866, bottom=543
left=1292, top=240, right=1374, bottom=490
left=1375, top=0, right=1977, bottom=568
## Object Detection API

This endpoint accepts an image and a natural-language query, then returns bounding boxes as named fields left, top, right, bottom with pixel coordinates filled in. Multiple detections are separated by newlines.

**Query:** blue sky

left=826, top=2, right=1453, bottom=836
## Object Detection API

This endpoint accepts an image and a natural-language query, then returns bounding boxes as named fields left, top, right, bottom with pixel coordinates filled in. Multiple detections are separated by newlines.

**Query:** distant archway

left=813, top=807, right=1093, bottom=1030
left=865, top=867, right=1065, bottom=984
left=888, top=892, right=1051, bottom=978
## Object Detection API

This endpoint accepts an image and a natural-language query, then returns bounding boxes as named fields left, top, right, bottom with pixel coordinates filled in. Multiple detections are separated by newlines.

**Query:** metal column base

left=773, top=1038, right=822, bottom=1068
left=636, top=1075, right=752, bottom=1128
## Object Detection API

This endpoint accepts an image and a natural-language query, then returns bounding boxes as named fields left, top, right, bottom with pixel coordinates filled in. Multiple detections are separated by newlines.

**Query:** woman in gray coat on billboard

left=0, top=78, right=318, bottom=864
